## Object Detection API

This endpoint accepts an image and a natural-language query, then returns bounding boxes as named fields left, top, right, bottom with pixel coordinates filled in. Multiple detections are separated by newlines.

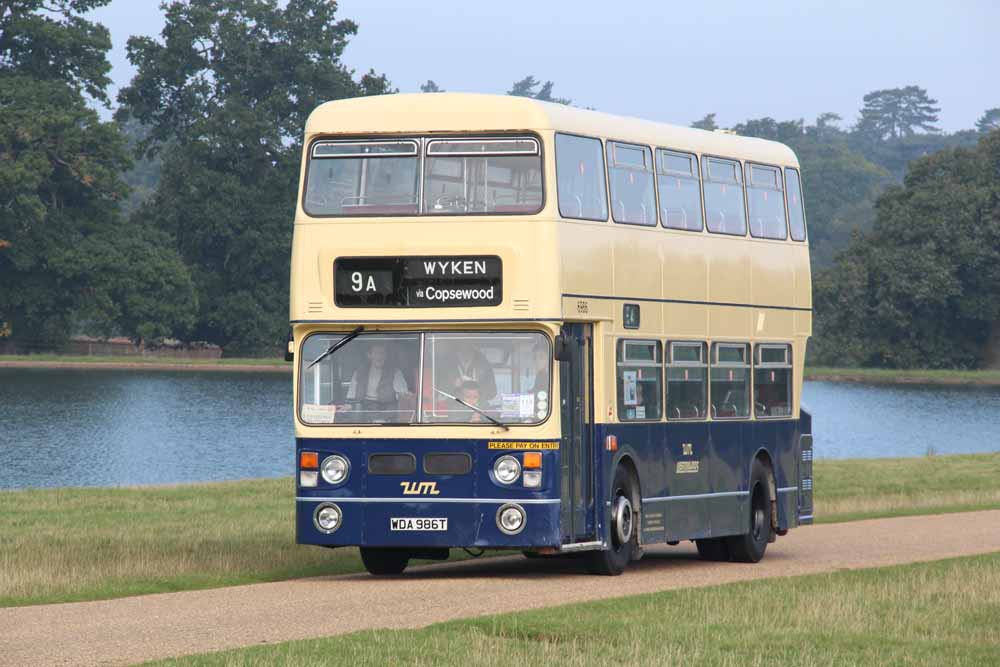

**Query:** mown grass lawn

left=2, top=453, right=999, bottom=608
left=150, top=553, right=1000, bottom=667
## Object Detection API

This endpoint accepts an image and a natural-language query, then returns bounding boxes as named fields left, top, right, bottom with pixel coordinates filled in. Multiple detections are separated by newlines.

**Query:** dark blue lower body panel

left=295, top=437, right=562, bottom=549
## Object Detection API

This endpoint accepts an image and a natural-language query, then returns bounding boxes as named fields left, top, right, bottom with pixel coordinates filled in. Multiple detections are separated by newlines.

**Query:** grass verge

left=806, top=366, right=1000, bottom=385
left=149, top=553, right=1000, bottom=667
left=2, top=453, right=999, bottom=608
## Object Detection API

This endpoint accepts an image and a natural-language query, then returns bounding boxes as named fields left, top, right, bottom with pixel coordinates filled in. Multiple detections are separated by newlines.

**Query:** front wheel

left=586, top=465, right=638, bottom=575
left=360, top=547, right=409, bottom=575
left=726, top=459, right=772, bottom=563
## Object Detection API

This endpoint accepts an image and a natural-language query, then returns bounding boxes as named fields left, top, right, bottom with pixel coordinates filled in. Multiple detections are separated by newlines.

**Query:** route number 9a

left=352, top=271, right=377, bottom=292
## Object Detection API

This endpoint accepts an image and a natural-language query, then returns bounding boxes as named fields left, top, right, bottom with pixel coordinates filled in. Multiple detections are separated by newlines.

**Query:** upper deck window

left=785, top=167, right=808, bottom=241
left=657, top=149, right=703, bottom=232
left=302, top=137, right=543, bottom=218
left=423, top=138, right=543, bottom=215
left=555, top=134, right=608, bottom=221
left=703, top=157, right=747, bottom=236
left=608, top=142, right=656, bottom=226
left=746, top=163, right=788, bottom=240
left=304, top=140, right=420, bottom=216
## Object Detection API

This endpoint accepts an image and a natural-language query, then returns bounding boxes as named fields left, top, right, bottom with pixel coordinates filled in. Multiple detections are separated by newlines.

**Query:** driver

left=343, top=343, right=411, bottom=419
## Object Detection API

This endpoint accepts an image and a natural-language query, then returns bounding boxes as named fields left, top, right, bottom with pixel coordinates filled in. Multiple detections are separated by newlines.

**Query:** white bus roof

left=305, top=93, right=799, bottom=168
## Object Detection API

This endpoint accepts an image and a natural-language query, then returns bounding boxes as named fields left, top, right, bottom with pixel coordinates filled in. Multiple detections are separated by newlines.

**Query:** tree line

left=2, top=1, right=998, bottom=366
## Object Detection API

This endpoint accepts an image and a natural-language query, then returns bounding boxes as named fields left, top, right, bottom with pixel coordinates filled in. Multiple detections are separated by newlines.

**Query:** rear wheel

left=360, top=547, right=409, bottom=575
left=726, top=459, right=772, bottom=563
left=695, top=537, right=730, bottom=561
left=586, top=465, right=638, bottom=576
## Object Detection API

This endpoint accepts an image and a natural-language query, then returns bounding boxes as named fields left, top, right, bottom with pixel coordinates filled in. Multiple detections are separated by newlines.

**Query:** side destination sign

left=334, top=255, right=502, bottom=308
left=487, top=441, right=559, bottom=450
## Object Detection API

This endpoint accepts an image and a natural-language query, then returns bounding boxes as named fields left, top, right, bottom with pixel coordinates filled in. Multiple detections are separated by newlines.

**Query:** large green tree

left=507, top=75, right=570, bottom=105
left=976, top=108, right=1000, bottom=134
left=690, top=113, right=718, bottom=131
left=0, top=0, right=196, bottom=346
left=117, top=0, right=392, bottom=353
left=812, top=130, right=1000, bottom=369
left=855, top=85, right=940, bottom=141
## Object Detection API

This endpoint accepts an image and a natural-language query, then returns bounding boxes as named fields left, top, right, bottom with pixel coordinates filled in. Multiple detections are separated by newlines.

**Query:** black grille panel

left=424, top=452, right=472, bottom=475
left=368, top=453, right=416, bottom=475
left=798, top=434, right=813, bottom=523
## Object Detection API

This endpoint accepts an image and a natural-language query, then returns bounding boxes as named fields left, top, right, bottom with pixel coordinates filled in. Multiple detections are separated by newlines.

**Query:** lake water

left=1, top=369, right=998, bottom=490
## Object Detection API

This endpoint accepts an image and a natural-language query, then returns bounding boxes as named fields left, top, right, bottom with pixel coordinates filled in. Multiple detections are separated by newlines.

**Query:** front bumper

left=296, top=496, right=561, bottom=548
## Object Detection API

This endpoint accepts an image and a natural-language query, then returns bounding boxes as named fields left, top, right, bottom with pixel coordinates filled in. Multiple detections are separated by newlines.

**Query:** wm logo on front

left=400, top=481, right=441, bottom=496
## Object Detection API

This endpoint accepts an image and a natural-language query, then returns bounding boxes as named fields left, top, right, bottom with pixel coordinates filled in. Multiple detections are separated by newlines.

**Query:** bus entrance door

left=559, top=323, right=596, bottom=543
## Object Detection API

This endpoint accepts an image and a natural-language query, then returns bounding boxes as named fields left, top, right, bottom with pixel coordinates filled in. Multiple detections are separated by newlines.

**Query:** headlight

left=321, top=455, right=350, bottom=485
left=313, top=503, right=342, bottom=534
left=496, top=503, right=526, bottom=535
left=493, top=455, right=521, bottom=484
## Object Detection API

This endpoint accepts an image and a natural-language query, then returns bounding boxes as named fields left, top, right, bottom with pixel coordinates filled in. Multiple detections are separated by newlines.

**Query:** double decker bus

left=290, top=93, right=814, bottom=575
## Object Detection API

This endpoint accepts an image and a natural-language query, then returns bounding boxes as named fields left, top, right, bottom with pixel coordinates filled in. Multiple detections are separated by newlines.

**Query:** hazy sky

left=89, top=0, right=998, bottom=132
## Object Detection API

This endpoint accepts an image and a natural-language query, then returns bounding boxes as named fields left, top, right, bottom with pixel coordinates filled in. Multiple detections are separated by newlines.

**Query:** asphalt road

left=3, top=510, right=999, bottom=666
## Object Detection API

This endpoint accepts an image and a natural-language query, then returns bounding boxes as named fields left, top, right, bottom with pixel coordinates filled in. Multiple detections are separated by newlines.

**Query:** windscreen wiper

left=307, top=326, right=364, bottom=370
left=434, top=388, right=509, bottom=432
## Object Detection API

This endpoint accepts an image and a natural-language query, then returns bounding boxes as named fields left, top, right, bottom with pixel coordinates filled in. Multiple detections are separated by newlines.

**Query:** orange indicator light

left=523, top=452, right=542, bottom=469
left=300, top=451, right=319, bottom=469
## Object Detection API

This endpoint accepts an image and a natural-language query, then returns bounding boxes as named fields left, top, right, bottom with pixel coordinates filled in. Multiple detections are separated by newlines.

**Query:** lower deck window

left=617, top=339, right=662, bottom=421
left=666, top=341, right=707, bottom=419
left=754, top=344, right=792, bottom=417
left=710, top=343, right=750, bottom=418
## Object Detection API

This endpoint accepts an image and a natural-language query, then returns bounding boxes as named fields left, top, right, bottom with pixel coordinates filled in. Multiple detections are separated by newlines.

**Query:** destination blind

left=334, top=255, right=502, bottom=307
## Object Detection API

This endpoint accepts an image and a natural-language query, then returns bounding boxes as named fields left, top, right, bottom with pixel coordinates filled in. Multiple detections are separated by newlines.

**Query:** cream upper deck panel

left=293, top=93, right=809, bottom=329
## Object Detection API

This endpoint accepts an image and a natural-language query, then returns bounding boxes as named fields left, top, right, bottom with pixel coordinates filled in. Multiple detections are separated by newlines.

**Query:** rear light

left=605, top=435, right=618, bottom=452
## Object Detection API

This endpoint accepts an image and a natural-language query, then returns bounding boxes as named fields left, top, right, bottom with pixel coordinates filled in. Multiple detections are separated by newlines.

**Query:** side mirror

left=553, top=334, right=572, bottom=362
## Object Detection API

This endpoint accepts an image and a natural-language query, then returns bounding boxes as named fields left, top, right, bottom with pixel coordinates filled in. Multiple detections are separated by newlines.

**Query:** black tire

left=586, top=465, right=638, bottom=576
left=360, top=547, right=409, bottom=575
left=695, top=537, right=730, bottom=561
left=726, top=458, right=772, bottom=563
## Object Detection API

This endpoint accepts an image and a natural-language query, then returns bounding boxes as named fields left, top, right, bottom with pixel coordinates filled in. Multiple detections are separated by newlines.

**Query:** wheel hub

left=612, top=494, right=633, bottom=546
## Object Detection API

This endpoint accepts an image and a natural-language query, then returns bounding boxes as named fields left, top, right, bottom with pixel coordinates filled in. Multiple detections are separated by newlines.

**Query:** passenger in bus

left=342, top=343, right=412, bottom=420
left=529, top=342, right=550, bottom=395
left=442, top=343, right=497, bottom=402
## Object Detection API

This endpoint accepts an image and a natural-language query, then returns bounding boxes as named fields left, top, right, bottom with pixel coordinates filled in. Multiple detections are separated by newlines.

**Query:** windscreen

left=299, top=331, right=551, bottom=425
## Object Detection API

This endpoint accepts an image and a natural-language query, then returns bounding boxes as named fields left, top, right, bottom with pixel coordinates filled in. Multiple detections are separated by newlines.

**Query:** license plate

left=390, top=517, right=448, bottom=531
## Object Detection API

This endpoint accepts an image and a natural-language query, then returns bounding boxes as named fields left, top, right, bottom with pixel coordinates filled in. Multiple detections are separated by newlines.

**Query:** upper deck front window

left=423, top=138, right=543, bottom=215
left=302, top=137, right=543, bottom=217
left=304, top=140, right=420, bottom=216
